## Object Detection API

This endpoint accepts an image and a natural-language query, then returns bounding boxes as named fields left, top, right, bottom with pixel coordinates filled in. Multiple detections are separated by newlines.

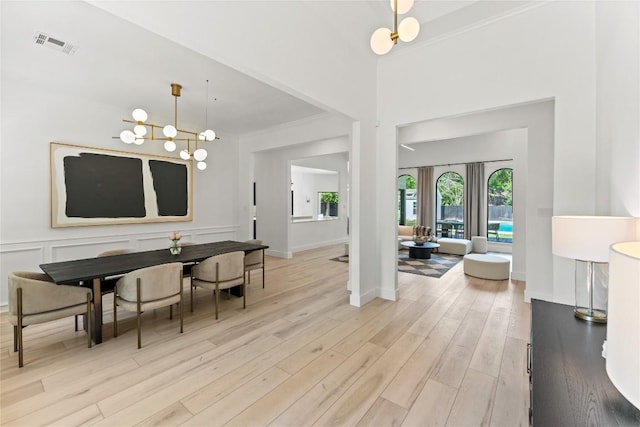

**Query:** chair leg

left=215, top=284, right=220, bottom=320
left=17, top=287, right=23, bottom=368
left=137, top=279, right=142, bottom=349
left=86, top=293, right=92, bottom=348
left=262, top=267, right=265, bottom=289
left=169, top=304, right=173, bottom=320
left=113, top=285, right=118, bottom=338
left=179, top=278, right=184, bottom=334
left=190, top=276, right=194, bottom=313
left=13, top=325, right=17, bottom=352
left=215, top=262, right=220, bottom=320
left=242, top=278, right=246, bottom=310
left=75, top=315, right=79, bottom=331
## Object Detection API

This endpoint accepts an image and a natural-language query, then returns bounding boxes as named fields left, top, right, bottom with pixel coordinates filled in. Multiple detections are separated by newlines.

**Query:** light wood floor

left=0, top=244, right=530, bottom=426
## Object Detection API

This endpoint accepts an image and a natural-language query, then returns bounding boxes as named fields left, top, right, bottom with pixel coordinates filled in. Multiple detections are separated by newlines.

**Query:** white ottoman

left=472, top=236, right=488, bottom=254
left=438, top=238, right=472, bottom=255
left=463, top=254, right=510, bottom=280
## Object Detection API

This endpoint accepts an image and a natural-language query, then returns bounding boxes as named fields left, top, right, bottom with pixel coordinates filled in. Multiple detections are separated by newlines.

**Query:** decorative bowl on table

left=413, top=236, right=426, bottom=246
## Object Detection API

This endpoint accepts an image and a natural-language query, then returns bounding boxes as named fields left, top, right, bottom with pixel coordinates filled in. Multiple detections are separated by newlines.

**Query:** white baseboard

left=265, top=249, right=292, bottom=259
left=379, top=287, right=399, bottom=301
left=511, top=271, right=526, bottom=281
left=292, top=238, right=348, bottom=254
left=350, top=287, right=379, bottom=307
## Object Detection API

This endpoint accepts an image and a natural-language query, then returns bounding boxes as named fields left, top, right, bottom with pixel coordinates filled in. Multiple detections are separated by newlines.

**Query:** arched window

left=435, top=172, right=464, bottom=238
left=487, top=168, right=513, bottom=243
left=398, top=174, right=416, bottom=226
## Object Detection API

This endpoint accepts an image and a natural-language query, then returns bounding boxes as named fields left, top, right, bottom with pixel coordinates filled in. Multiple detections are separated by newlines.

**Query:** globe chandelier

left=370, top=0, right=420, bottom=55
left=119, top=82, right=215, bottom=171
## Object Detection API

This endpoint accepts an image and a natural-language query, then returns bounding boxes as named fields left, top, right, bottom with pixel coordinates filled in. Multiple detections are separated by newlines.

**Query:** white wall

left=0, top=3, right=242, bottom=307
left=291, top=169, right=321, bottom=219
left=3, top=1, right=637, bottom=309
left=378, top=1, right=597, bottom=304
left=248, top=134, right=349, bottom=259
left=290, top=154, right=349, bottom=253
left=380, top=1, right=640, bottom=305
left=595, top=1, right=640, bottom=217
left=90, top=1, right=381, bottom=306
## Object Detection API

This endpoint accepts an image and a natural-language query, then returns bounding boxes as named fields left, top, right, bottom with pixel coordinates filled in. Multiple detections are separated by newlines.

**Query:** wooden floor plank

left=225, top=350, right=346, bottom=426
left=445, top=368, right=497, bottom=426
left=381, top=316, right=460, bottom=409
left=0, top=244, right=531, bottom=427
left=401, top=379, right=458, bottom=427
left=357, top=397, right=408, bottom=427
left=490, top=337, right=530, bottom=427
left=270, top=342, right=386, bottom=427
left=180, top=366, right=291, bottom=427
left=313, top=332, right=425, bottom=426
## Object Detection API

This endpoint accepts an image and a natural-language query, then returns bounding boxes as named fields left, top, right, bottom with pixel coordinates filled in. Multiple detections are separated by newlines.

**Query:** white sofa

left=437, top=237, right=472, bottom=255
left=398, top=225, right=413, bottom=249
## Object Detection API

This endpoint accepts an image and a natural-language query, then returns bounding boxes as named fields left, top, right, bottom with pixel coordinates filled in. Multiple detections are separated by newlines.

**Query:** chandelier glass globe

left=164, top=140, right=176, bottom=152
left=370, top=27, right=393, bottom=55
left=398, top=17, right=420, bottom=42
left=390, top=0, right=414, bottom=14
left=132, top=108, right=147, bottom=122
left=120, top=130, right=135, bottom=144
left=134, top=125, right=147, bottom=137
left=193, top=148, right=207, bottom=161
left=163, top=125, right=178, bottom=138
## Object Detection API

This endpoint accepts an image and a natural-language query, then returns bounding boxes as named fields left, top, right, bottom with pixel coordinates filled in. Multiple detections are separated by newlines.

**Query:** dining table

left=39, top=240, right=268, bottom=344
left=436, top=220, right=464, bottom=237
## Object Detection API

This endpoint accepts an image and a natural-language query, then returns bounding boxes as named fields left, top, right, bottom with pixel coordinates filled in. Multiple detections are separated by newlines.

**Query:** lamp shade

left=552, top=216, right=637, bottom=262
left=606, top=241, right=640, bottom=409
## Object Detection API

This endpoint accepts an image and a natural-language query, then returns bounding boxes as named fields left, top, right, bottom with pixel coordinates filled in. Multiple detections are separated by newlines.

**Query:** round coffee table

left=400, top=241, right=440, bottom=259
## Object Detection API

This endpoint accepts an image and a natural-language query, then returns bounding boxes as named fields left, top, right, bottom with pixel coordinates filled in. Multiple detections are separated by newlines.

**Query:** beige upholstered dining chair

left=97, top=248, right=132, bottom=258
left=97, top=248, right=133, bottom=291
left=113, top=262, right=183, bottom=349
left=191, top=251, right=245, bottom=319
left=72, top=248, right=132, bottom=330
left=8, top=272, right=92, bottom=368
left=244, top=239, right=265, bottom=288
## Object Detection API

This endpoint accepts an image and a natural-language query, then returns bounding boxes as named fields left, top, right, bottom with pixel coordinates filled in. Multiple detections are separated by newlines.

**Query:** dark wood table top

left=40, top=240, right=268, bottom=284
left=531, top=299, right=640, bottom=426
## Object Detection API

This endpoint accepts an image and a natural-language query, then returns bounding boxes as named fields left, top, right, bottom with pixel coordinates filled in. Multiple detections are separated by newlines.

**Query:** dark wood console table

left=40, top=240, right=267, bottom=344
left=530, top=299, right=640, bottom=426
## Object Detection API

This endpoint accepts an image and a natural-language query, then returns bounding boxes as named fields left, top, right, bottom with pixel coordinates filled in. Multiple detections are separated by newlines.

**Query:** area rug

left=330, top=252, right=462, bottom=279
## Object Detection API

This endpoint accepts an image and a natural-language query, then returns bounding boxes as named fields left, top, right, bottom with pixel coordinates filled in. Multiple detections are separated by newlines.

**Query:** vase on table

left=169, top=241, right=182, bottom=255
left=168, top=231, right=182, bottom=255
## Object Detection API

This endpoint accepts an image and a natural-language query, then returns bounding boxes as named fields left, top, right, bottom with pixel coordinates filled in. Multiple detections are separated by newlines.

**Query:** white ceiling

left=2, top=1, right=536, bottom=139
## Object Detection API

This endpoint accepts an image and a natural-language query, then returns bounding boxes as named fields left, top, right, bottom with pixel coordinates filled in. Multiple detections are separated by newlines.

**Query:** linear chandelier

left=119, top=83, right=215, bottom=171
left=370, top=0, right=420, bottom=55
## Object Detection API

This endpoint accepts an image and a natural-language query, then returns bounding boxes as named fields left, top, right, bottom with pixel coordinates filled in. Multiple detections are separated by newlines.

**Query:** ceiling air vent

left=33, top=31, right=78, bottom=55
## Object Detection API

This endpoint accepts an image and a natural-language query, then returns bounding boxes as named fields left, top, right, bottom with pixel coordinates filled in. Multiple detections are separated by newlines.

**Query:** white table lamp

left=606, top=241, right=640, bottom=409
left=552, top=216, right=636, bottom=322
